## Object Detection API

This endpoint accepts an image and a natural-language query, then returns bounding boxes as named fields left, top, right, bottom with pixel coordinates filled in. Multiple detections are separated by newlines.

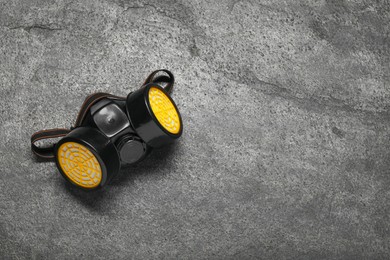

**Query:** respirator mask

left=31, top=70, right=182, bottom=190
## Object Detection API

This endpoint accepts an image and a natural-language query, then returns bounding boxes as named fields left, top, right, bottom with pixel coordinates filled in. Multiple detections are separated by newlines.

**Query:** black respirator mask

left=31, top=70, right=182, bottom=190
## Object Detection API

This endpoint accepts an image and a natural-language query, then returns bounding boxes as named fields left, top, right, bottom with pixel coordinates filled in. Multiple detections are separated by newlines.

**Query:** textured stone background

left=1, top=0, right=390, bottom=259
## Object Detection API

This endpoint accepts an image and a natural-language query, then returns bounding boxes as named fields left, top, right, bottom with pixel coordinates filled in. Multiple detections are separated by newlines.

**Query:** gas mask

left=31, top=70, right=182, bottom=190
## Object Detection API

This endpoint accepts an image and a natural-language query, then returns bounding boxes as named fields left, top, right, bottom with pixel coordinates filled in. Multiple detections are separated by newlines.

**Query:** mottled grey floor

left=1, top=0, right=390, bottom=259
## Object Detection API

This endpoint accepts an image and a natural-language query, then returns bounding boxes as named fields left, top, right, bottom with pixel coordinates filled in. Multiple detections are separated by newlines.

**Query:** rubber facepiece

left=57, top=142, right=102, bottom=188
left=148, top=87, right=181, bottom=134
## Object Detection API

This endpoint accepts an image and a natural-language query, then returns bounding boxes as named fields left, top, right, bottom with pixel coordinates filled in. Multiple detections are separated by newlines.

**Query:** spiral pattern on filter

left=57, top=142, right=102, bottom=188
left=148, top=87, right=180, bottom=134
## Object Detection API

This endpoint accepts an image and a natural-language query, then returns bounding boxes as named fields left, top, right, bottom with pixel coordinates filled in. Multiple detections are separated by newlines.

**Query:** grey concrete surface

left=0, top=0, right=390, bottom=259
